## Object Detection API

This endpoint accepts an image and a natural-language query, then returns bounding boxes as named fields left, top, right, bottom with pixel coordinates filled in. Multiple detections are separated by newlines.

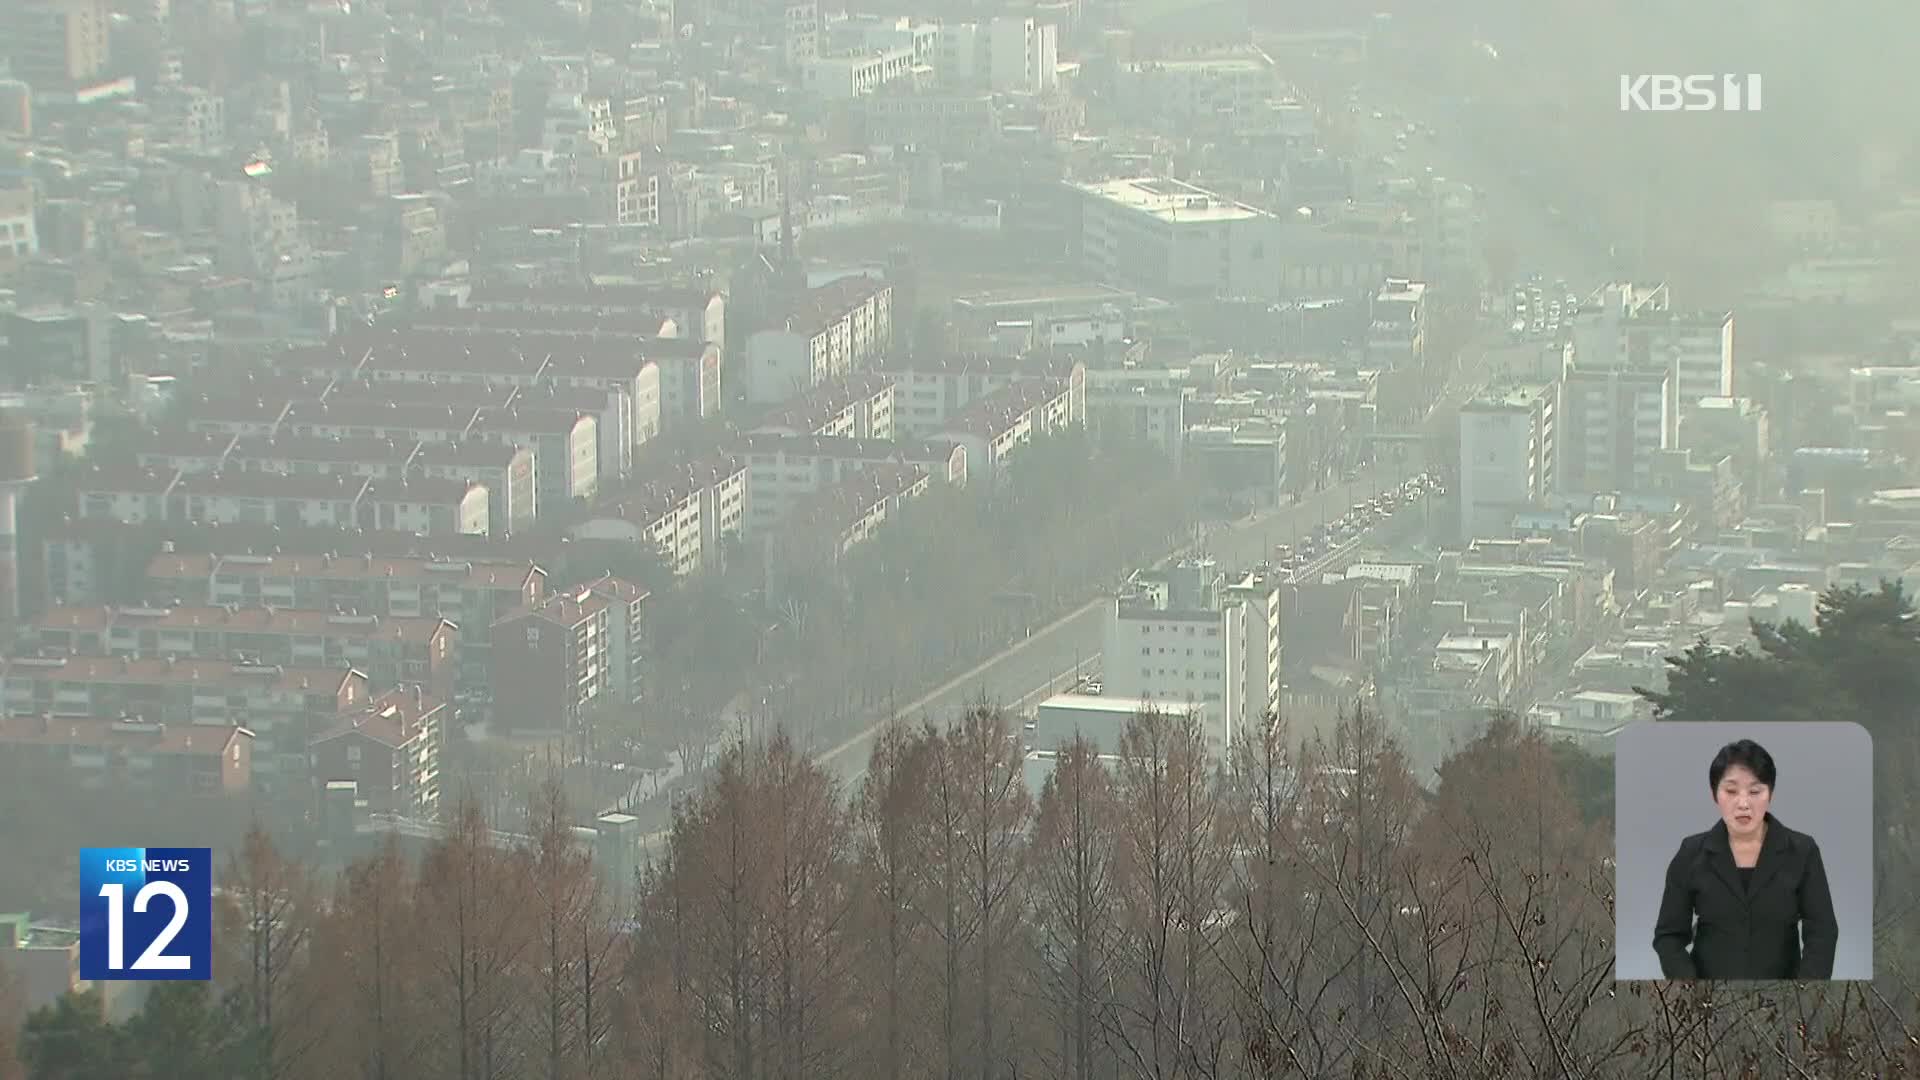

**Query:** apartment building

left=146, top=551, right=546, bottom=693
left=464, top=281, right=727, bottom=355
left=407, top=441, right=536, bottom=536
left=1085, top=368, right=1191, bottom=465
left=470, top=407, right=598, bottom=514
left=734, top=433, right=964, bottom=535
left=933, top=376, right=1081, bottom=488
left=884, top=352, right=1088, bottom=438
left=24, top=604, right=458, bottom=699
left=1558, top=366, right=1673, bottom=496
left=772, top=463, right=934, bottom=582
left=74, top=466, right=489, bottom=537
left=359, top=476, right=492, bottom=536
left=1099, top=559, right=1281, bottom=758
left=1458, top=383, right=1558, bottom=541
left=404, top=308, right=721, bottom=424
left=490, top=579, right=648, bottom=735
left=743, top=278, right=896, bottom=405
left=748, top=372, right=896, bottom=439
left=309, top=685, right=446, bottom=817
left=267, top=337, right=655, bottom=491
left=0, top=655, right=370, bottom=793
left=0, top=713, right=253, bottom=795
left=575, top=454, right=748, bottom=576
left=9, top=0, right=111, bottom=93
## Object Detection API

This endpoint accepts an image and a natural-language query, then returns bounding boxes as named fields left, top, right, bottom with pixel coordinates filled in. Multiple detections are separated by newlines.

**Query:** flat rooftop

left=1076, top=177, right=1266, bottom=224
left=1037, top=693, right=1200, bottom=716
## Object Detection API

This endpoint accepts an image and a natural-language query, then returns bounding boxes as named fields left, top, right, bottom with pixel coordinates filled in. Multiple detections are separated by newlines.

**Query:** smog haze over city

left=2, top=0, right=1920, bottom=1074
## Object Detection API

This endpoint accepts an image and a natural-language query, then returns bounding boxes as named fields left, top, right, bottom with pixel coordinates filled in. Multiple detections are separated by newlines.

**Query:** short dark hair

left=1709, top=739, right=1777, bottom=791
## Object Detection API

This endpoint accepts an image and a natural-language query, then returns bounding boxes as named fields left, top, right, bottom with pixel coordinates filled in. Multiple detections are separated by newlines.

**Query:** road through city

left=816, top=453, right=1424, bottom=785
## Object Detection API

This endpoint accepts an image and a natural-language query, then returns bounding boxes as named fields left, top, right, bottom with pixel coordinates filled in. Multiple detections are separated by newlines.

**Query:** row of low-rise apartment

left=574, top=454, right=749, bottom=577
left=72, top=466, right=493, bottom=537
left=0, top=655, right=374, bottom=797
left=401, top=307, right=722, bottom=426
left=133, top=429, right=538, bottom=538
left=144, top=551, right=546, bottom=694
left=572, top=356, right=1083, bottom=566
left=742, top=277, right=896, bottom=405
left=17, top=603, right=458, bottom=699
left=764, top=462, right=934, bottom=593
left=172, top=377, right=600, bottom=520
left=5, top=572, right=645, bottom=803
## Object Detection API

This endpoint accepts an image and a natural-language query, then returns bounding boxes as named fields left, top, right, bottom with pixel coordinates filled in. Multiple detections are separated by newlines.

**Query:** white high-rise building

left=1458, top=382, right=1557, bottom=541
left=1101, top=560, right=1280, bottom=758
left=1366, top=277, right=1426, bottom=370
left=987, top=16, right=1057, bottom=95
left=1572, top=282, right=1734, bottom=422
left=1558, top=365, right=1672, bottom=496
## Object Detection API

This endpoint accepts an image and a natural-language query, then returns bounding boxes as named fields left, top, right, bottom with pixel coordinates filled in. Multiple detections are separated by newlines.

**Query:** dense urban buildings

left=2, top=0, right=1920, bottom=1064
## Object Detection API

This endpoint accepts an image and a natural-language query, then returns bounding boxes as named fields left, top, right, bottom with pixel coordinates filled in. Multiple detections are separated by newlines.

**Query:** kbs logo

left=79, top=848, right=212, bottom=981
left=1619, top=74, right=1763, bottom=112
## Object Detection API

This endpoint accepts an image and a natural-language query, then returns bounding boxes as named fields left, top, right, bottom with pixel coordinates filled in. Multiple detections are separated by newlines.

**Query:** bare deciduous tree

left=417, top=799, right=534, bottom=1080
left=319, top=837, right=418, bottom=1080
left=1029, top=734, right=1123, bottom=1080
left=953, top=704, right=1032, bottom=1080
left=217, top=822, right=320, bottom=1080
left=851, top=721, right=935, bottom=1076
left=1109, top=706, right=1233, bottom=1080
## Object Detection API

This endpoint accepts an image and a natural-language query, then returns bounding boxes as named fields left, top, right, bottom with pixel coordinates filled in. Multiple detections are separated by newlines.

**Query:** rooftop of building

left=0, top=713, right=249, bottom=757
left=1075, top=177, right=1265, bottom=224
left=0, top=654, right=362, bottom=693
left=28, top=603, right=453, bottom=641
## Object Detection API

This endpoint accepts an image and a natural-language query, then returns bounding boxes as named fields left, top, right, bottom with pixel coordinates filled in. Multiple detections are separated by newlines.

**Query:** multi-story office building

left=1458, top=383, right=1558, bottom=541
left=1099, top=560, right=1281, bottom=758
left=1558, top=365, right=1673, bottom=496
left=1073, top=177, right=1281, bottom=299
left=1572, top=282, right=1734, bottom=421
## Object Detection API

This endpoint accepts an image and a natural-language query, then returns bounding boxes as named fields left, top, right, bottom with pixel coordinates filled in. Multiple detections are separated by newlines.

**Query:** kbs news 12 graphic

left=78, top=847, right=213, bottom=982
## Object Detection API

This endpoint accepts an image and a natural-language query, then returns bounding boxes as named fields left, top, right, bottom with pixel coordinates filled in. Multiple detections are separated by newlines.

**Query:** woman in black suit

left=1652, top=739, right=1840, bottom=980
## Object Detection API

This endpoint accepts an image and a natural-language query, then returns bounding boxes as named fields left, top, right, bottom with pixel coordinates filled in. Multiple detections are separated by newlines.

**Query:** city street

left=816, top=452, right=1425, bottom=785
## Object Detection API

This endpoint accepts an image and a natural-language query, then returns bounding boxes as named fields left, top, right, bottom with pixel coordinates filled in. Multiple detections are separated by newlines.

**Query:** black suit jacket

left=1652, top=814, right=1839, bottom=980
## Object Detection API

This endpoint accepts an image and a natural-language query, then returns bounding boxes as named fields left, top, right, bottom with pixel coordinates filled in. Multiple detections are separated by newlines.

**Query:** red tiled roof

left=408, top=307, right=683, bottom=339
left=747, top=371, right=894, bottom=435
left=313, top=686, right=445, bottom=748
left=173, top=470, right=371, bottom=501
left=32, top=603, right=452, bottom=642
left=787, top=462, right=930, bottom=537
left=0, top=654, right=361, bottom=692
left=939, top=377, right=1072, bottom=439
left=0, top=713, right=248, bottom=757
left=225, top=435, right=417, bottom=468
left=734, top=432, right=956, bottom=464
